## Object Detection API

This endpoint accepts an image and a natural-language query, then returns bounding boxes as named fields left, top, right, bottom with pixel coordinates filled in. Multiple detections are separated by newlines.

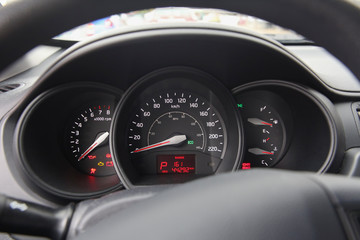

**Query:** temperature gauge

left=236, top=95, right=287, bottom=168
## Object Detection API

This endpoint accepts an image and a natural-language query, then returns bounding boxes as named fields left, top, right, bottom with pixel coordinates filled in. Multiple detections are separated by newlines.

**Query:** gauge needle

left=247, top=118, right=273, bottom=127
left=78, top=132, right=109, bottom=161
left=248, top=148, right=274, bottom=155
left=131, top=135, right=187, bottom=154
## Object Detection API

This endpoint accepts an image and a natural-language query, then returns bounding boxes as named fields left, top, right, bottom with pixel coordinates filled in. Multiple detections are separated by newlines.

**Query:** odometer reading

left=127, top=91, right=226, bottom=175
left=157, top=154, right=195, bottom=174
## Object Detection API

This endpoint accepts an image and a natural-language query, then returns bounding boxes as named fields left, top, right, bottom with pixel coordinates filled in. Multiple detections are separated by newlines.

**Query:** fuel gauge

left=236, top=92, right=288, bottom=168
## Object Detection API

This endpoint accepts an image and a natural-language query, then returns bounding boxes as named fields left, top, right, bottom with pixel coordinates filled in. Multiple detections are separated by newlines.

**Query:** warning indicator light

left=106, top=161, right=114, bottom=167
left=242, top=163, right=251, bottom=170
left=90, top=168, right=97, bottom=174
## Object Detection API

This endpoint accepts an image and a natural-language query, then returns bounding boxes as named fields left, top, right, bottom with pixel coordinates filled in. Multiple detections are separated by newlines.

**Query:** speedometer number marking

left=128, top=91, right=226, bottom=161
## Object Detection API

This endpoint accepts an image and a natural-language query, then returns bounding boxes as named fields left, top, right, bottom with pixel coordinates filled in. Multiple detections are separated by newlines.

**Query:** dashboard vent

left=0, top=83, right=21, bottom=94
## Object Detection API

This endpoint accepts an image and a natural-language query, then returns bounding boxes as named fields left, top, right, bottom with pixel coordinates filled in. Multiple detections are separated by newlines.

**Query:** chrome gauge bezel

left=110, top=67, right=243, bottom=188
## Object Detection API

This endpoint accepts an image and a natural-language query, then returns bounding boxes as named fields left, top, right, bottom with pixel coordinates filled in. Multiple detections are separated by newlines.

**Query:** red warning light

left=242, top=163, right=251, bottom=170
left=90, top=168, right=97, bottom=174
left=88, top=155, right=96, bottom=160
left=106, top=161, right=114, bottom=167
left=106, top=153, right=111, bottom=158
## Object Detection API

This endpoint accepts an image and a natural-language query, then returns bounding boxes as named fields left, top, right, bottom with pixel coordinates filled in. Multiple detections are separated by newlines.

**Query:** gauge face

left=111, top=67, right=242, bottom=187
left=147, top=111, right=205, bottom=152
left=128, top=91, right=226, bottom=174
left=66, top=104, right=116, bottom=177
left=236, top=96, right=286, bottom=168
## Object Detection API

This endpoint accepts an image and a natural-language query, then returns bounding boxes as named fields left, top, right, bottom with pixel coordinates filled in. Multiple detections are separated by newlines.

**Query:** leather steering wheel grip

left=70, top=170, right=349, bottom=240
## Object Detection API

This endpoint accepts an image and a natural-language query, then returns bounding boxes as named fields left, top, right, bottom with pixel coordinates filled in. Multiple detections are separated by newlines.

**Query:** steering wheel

left=1, top=0, right=360, bottom=240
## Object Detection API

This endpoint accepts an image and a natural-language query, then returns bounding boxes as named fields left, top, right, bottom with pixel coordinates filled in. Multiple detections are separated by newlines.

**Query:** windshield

left=55, top=8, right=305, bottom=42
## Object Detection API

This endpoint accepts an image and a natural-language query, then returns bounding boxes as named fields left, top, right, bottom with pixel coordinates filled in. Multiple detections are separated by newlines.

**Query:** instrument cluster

left=10, top=24, right=344, bottom=200
left=14, top=67, right=340, bottom=198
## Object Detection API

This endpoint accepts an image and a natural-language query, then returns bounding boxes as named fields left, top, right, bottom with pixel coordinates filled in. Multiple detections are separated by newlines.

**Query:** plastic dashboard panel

left=0, top=24, right=353, bottom=202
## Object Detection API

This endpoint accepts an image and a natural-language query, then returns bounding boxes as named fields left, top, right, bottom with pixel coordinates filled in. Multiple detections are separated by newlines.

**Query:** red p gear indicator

left=157, top=154, right=195, bottom=174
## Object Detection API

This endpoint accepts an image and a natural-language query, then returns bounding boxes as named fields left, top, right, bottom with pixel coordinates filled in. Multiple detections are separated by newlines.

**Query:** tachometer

left=66, top=104, right=116, bottom=177
left=17, top=83, right=122, bottom=199
left=111, top=67, right=243, bottom=188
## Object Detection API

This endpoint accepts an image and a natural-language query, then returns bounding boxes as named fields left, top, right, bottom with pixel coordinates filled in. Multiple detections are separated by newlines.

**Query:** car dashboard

left=1, top=23, right=360, bottom=205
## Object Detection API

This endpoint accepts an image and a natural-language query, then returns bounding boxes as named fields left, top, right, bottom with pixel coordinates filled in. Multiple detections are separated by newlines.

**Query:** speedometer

left=110, top=67, right=243, bottom=188
left=129, top=92, right=226, bottom=156
left=128, top=91, right=226, bottom=174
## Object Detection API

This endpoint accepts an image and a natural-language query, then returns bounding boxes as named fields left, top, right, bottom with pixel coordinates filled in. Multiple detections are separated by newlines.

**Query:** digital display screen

left=157, top=154, right=195, bottom=174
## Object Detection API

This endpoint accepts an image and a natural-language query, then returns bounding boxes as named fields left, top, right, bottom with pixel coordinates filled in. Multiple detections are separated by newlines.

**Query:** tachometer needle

left=247, top=118, right=273, bottom=127
left=248, top=148, right=274, bottom=155
left=131, top=135, right=187, bottom=153
left=78, top=132, right=109, bottom=161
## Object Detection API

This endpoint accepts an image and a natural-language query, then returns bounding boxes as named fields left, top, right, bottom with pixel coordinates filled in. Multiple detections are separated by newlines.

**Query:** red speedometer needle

left=78, top=132, right=109, bottom=161
left=131, top=135, right=187, bottom=154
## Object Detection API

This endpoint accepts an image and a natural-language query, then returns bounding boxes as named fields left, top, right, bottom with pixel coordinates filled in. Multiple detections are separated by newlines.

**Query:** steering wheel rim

left=69, top=170, right=349, bottom=240
left=1, top=1, right=360, bottom=240
left=0, top=0, right=359, bottom=81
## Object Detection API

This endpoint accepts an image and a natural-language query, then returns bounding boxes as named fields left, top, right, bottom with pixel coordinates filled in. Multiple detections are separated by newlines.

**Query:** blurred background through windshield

left=54, top=8, right=304, bottom=42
